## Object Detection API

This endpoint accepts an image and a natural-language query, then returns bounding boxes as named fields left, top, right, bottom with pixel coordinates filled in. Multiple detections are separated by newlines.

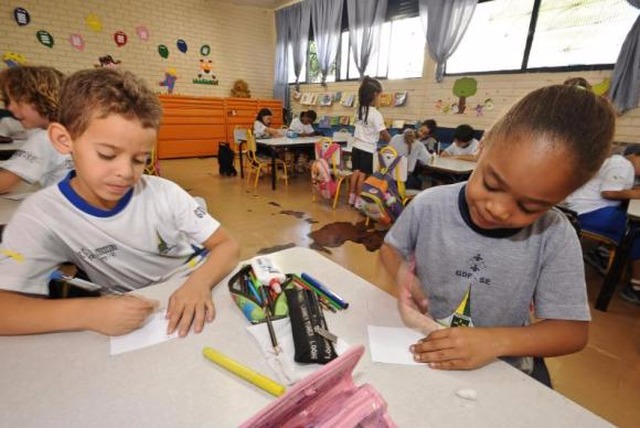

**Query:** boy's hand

left=411, top=327, right=497, bottom=370
left=396, top=262, right=441, bottom=335
left=88, top=295, right=159, bottom=336
left=166, top=280, right=215, bottom=337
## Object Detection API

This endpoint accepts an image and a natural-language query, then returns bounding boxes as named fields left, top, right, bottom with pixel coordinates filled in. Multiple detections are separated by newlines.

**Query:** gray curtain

left=310, top=0, right=344, bottom=86
left=289, top=2, right=311, bottom=91
left=274, top=7, right=290, bottom=107
left=418, top=0, right=477, bottom=82
left=347, top=0, right=387, bottom=79
left=610, top=1, right=640, bottom=113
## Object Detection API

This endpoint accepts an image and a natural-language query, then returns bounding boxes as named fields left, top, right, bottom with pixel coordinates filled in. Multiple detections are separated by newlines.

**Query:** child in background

left=380, top=85, right=615, bottom=386
left=417, top=119, right=438, bottom=154
left=349, top=76, right=391, bottom=208
left=565, top=145, right=640, bottom=305
left=253, top=108, right=281, bottom=139
left=389, top=128, right=432, bottom=190
left=0, top=109, right=26, bottom=140
left=0, top=68, right=239, bottom=337
left=0, top=66, right=73, bottom=193
left=288, top=110, right=318, bottom=137
left=440, top=124, right=480, bottom=160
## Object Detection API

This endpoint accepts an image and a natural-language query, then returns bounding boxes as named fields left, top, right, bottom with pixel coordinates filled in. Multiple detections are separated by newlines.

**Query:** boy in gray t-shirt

left=380, top=85, right=616, bottom=385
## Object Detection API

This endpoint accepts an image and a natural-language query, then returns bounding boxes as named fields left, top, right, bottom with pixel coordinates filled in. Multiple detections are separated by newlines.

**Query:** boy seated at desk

left=440, top=124, right=480, bottom=161
left=0, top=68, right=239, bottom=337
left=288, top=110, right=319, bottom=137
left=564, top=145, right=640, bottom=305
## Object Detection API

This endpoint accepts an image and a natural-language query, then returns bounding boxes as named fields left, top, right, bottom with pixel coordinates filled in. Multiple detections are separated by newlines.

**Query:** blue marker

left=300, top=273, right=348, bottom=309
left=246, top=278, right=262, bottom=305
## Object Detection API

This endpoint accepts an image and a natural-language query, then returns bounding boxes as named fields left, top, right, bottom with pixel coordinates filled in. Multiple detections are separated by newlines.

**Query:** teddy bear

left=230, top=79, right=251, bottom=98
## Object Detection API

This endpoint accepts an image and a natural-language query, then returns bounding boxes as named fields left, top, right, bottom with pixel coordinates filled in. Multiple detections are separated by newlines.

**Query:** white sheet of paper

left=1, top=192, right=33, bottom=201
left=367, top=325, right=425, bottom=366
left=110, top=311, right=177, bottom=355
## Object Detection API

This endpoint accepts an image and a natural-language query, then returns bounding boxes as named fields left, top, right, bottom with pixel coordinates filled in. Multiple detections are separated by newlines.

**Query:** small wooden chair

left=232, top=126, right=249, bottom=174
left=144, top=142, right=161, bottom=176
left=245, top=129, right=288, bottom=188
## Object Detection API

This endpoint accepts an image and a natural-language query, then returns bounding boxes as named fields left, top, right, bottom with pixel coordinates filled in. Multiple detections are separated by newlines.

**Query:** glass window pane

left=340, top=31, right=350, bottom=79
left=288, top=45, right=307, bottom=84
left=446, top=0, right=534, bottom=74
left=528, top=0, right=638, bottom=68
left=388, top=17, right=424, bottom=79
left=307, top=40, right=336, bottom=83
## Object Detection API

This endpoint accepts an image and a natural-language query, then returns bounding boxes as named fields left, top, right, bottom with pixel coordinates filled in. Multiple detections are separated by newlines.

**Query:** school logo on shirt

left=12, top=149, right=38, bottom=164
left=78, top=244, right=118, bottom=261
left=194, top=206, right=206, bottom=218
left=156, top=231, right=176, bottom=255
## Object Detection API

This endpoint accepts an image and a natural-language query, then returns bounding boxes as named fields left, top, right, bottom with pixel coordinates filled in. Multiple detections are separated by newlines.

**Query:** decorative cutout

left=136, top=26, right=150, bottom=41
left=193, top=59, right=218, bottom=85
left=159, top=68, right=178, bottom=94
left=200, top=44, right=211, bottom=56
left=95, top=55, right=122, bottom=68
left=158, top=44, right=169, bottom=59
left=2, top=52, right=27, bottom=68
left=113, top=31, right=128, bottom=47
left=176, top=39, right=188, bottom=54
left=394, top=91, right=408, bottom=107
left=69, top=33, right=85, bottom=51
left=85, top=14, right=102, bottom=32
left=36, top=30, right=54, bottom=48
left=452, top=77, right=477, bottom=114
left=13, top=7, right=30, bottom=26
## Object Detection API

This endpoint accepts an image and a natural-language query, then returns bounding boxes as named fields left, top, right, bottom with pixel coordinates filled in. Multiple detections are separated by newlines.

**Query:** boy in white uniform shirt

left=389, top=129, right=432, bottom=190
left=0, top=66, right=73, bottom=192
left=565, top=146, right=640, bottom=304
left=0, top=68, right=239, bottom=337
left=288, top=110, right=317, bottom=137
left=441, top=124, right=480, bottom=160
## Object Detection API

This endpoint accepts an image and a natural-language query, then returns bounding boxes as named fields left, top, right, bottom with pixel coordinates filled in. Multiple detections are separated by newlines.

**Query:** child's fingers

left=177, top=306, right=195, bottom=337
left=205, top=300, right=216, bottom=322
left=192, top=304, right=206, bottom=334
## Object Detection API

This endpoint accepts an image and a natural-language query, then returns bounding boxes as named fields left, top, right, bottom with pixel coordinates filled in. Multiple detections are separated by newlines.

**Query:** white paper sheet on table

left=110, top=311, right=177, bottom=355
left=367, top=325, right=426, bottom=366
left=1, top=192, right=33, bottom=201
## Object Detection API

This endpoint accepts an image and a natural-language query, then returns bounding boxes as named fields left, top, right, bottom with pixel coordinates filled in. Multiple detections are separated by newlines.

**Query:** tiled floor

left=162, top=157, right=640, bottom=427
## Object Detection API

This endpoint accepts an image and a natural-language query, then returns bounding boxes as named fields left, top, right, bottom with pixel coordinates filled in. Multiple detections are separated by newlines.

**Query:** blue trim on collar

left=58, top=170, right=134, bottom=218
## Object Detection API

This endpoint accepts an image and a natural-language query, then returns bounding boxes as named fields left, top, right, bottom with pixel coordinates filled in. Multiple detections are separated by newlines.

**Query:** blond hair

left=0, top=66, right=64, bottom=121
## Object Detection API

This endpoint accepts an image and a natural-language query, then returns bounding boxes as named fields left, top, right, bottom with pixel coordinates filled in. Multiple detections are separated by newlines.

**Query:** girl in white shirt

left=253, top=108, right=281, bottom=139
left=288, top=110, right=317, bottom=137
left=349, top=77, right=391, bottom=207
left=390, top=129, right=432, bottom=190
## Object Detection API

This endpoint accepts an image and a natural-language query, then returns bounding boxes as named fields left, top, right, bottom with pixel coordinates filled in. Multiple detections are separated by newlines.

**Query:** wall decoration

left=69, top=34, right=85, bottom=51
left=85, top=14, right=103, bottom=32
left=300, top=93, right=311, bottom=105
left=333, top=91, right=342, bottom=102
left=2, top=52, right=27, bottom=68
left=95, top=55, right=122, bottom=68
left=318, top=116, right=330, bottom=128
left=158, top=44, right=169, bottom=59
left=13, top=7, right=30, bottom=26
left=159, top=68, right=178, bottom=94
left=200, top=44, right=211, bottom=56
left=483, top=98, right=494, bottom=111
left=394, top=91, right=408, bottom=107
left=176, top=39, right=188, bottom=54
left=341, top=94, right=355, bottom=108
left=193, top=59, right=218, bottom=85
left=592, top=78, right=611, bottom=96
left=292, top=91, right=302, bottom=101
left=474, top=104, right=484, bottom=117
left=319, top=94, right=333, bottom=106
left=136, top=26, right=150, bottom=41
left=113, top=31, right=128, bottom=47
left=379, top=93, right=393, bottom=107
left=434, top=99, right=443, bottom=112
left=36, top=30, right=54, bottom=48
left=309, top=93, right=318, bottom=106
left=452, top=77, right=477, bottom=114
left=230, top=79, right=251, bottom=98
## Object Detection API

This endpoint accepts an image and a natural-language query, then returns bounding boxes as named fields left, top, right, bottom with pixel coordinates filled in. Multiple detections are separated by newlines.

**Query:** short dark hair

left=58, top=68, right=162, bottom=138
left=453, top=124, right=475, bottom=142
left=256, top=108, right=273, bottom=123
left=422, top=119, right=437, bottom=131
left=302, top=110, right=317, bottom=122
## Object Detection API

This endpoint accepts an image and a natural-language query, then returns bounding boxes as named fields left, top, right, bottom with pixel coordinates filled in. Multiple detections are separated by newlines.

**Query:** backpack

left=359, top=151, right=404, bottom=225
left=218, top=142, right=238, bottom=177
left=311, top=142, right=340, bottom=200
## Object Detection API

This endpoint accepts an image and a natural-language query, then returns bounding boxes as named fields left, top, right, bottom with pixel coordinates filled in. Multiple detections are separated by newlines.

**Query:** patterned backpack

left=359, top=149, right=405, bottom=225
left=311, top=141, right=340, bottom=200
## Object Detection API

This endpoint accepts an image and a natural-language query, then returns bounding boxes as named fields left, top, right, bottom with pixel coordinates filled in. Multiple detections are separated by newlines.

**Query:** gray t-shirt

left=384, top=182, right=590, bottom=371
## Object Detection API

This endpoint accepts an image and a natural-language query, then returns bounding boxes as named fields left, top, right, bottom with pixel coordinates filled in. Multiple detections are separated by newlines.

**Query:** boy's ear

left=48, top=123, right=73, bottom=155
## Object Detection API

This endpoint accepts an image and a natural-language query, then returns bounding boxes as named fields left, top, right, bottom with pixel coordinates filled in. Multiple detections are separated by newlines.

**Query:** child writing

left=288, top=110, right=318, bottom=137
left=349, top=76, right=391, bottom=208
left=0, top=65, right=73, bottom=193
left=417, top=119, right=438, bottom=154
left=440, top=124, right=480, bottom=160
left=564, top=145, right=640, bottom=305
left=0, top=68, right=239, bottom=338
left=380, top=85, right=615, bottom=385
left=389, top=128, right=432, bottom=190
left=253, top=108, right=281, bottom=139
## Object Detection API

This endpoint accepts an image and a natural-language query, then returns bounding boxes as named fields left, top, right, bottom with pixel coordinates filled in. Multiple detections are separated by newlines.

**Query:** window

left=446, top=0, right=638, bottom=75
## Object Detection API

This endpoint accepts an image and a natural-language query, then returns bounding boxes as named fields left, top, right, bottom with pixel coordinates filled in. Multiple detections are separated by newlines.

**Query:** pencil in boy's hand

left=50, top=271, right=124, bottom=296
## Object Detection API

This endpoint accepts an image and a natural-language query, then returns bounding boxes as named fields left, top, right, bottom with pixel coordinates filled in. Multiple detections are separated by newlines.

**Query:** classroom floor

left=161, top=157, right=640, bottom=428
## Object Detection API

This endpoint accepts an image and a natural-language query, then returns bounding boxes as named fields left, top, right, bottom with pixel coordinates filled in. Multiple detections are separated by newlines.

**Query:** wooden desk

left=595, top=200, right=640, bottom=310
left=255, top=135, right=348, bottom=190
left=421, top=157, right=476, bottom=183
left=0, top=247, right=609, bottom=427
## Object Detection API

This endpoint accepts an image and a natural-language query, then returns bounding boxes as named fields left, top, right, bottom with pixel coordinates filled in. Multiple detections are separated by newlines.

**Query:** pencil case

left=227, top=265, right=288, bottom=324
left=285, top=287, right=337, bottom=365
left=239, top=345, right=397, bottom=428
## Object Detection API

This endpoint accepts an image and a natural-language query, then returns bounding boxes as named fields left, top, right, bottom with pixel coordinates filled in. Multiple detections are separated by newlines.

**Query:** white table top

left=628, top=199, right=640, bottom=220
left=0, top=139, right=24, bottom=151
left=426, top=156, right=477, bottom=174
left=0, top=247, right=609, bottom=427
left=0, top=182, right=39, bottom=224
left=257, top=135, right=349, bottom=147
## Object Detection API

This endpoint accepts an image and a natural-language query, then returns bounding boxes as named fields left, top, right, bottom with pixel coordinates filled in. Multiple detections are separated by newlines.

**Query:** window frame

left=444, top=0, right=630, bottom=77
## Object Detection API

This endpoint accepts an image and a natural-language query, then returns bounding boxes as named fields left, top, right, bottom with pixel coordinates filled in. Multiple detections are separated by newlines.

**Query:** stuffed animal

left=231, top=79, right=251, bottom=98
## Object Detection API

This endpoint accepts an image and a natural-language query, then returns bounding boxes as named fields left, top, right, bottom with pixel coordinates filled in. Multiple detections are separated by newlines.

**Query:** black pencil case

left=285, top=287, right=337, bottom=365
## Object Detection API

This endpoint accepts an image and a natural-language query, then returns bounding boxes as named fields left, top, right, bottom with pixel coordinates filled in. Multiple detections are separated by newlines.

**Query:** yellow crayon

left=202, top=347, right=286, bottom=397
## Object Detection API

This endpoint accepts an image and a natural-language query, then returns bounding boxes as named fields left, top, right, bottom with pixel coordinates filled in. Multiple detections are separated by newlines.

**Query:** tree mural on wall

left=452, top=77, right=478, bottom=114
